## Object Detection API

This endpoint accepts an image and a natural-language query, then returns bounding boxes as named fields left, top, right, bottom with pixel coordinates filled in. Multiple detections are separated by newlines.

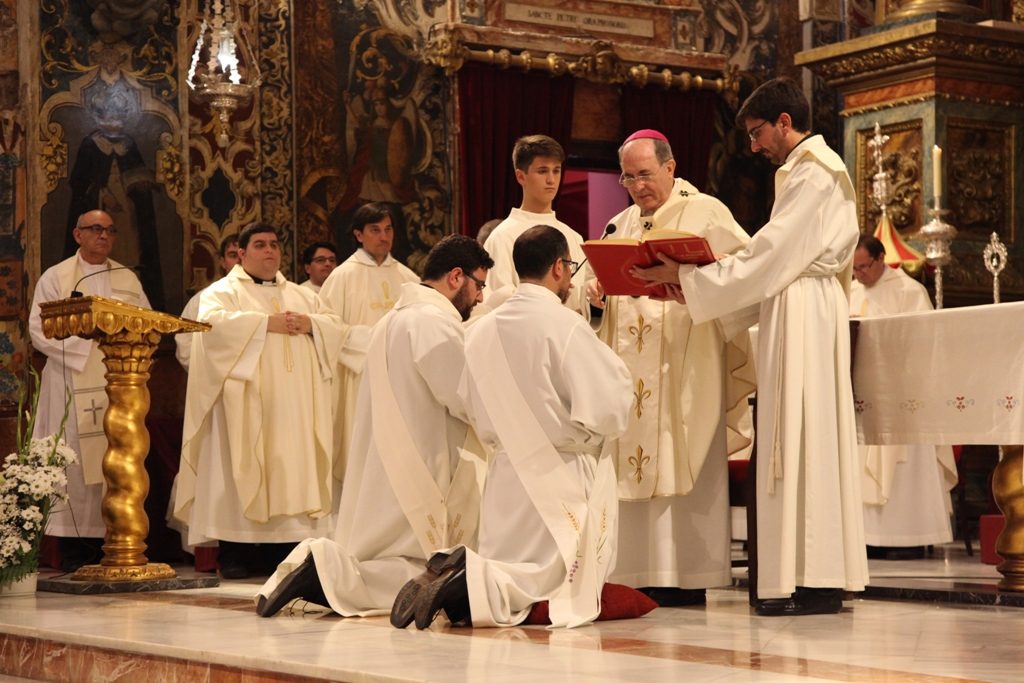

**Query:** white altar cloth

left=854, top=301, right=1024, bottom=446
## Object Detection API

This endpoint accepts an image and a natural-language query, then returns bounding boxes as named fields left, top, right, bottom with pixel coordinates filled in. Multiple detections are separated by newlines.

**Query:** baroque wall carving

left=855, top=120, right=923, bottom=236
left=946, top=117, right=1015, bottom=243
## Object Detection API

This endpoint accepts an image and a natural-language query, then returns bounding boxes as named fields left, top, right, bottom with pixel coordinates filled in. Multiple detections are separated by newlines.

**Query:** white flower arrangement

left=0, top=368, right=76, bottom=589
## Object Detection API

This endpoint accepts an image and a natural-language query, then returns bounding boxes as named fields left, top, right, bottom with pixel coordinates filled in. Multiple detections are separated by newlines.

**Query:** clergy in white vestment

left=29, top=210, right=150, bottom=571
left=632, top=78, right=869, bottom=616
left=298, top=240, right=338, bottom=294
left=592, top=130, right=756, bottom=606
left=481, top=134, right=593, bottom=318
left=254, top=234, right=493, bottom=618
left=393, top=225, right=633, bottom=630
left=172, top=222, right=356, bottom=580
left=318, top=202, right=419, bottom=483
left=850, top=235, right=956, bottom=552
left=175, top=235, right=239, bottom=371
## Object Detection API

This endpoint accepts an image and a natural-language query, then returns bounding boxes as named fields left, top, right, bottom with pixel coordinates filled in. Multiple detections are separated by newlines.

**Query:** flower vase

left=0, top=572, right=39, bottom=598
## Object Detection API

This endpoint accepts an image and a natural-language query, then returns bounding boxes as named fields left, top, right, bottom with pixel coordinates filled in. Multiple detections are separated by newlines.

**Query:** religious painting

left=855, top=120, right=923, bottom=238
left=295, top=1, right=451, bottom=273
left=36, top=0, right=184, bottom=313
left=945, top=117, right=1015, bottom=243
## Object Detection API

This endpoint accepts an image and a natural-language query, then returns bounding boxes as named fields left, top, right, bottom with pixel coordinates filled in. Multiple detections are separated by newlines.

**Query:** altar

left=853, top=300, right=1024, bottom=590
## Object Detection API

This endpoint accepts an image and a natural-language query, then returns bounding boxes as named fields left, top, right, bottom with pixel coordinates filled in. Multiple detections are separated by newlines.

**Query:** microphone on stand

left=601, top=223, right=617, bottom=239
left=71, top=265, right=141, bottom=297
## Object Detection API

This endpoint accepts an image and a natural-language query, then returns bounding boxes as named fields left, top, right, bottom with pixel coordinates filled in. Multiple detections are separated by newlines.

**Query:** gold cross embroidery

left=628, top=314, right=652, bottom=353
left=628, top=446, right=650, bottom=484
left=370, top=281, right=396, bottom=311
left=633, top=378, right=651, bottom=419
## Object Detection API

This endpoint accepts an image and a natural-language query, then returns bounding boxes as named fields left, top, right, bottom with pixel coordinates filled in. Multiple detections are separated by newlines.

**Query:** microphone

left=71, top=265, right=140, bottom=297
left=602, top=223, right=617, bottom=239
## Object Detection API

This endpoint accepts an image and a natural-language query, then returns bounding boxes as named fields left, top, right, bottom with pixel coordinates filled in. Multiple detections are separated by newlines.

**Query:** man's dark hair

left=513, top=225, right=568, bottom=280
left=351, top=202, right=392, bottom=233
left=238, top=222, right=279, bottom=249
left=735, top=77, right=811, bottom=133
left=421, top=234, right=495, bottom=282
left=857, top=233, right=885, bottom=260
left=301, top=241, right=338, bottom=265
left=218, top=235, right=239, bottom=258
left=512, top=135, right=565, bottom=172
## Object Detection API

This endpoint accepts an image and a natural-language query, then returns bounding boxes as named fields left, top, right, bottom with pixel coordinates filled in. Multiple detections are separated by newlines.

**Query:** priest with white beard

left=481, top=134, right=592, bottom=318
left=633, top=78, right=869, bottom=616
left=318, top=202, right=418, bottom=484
left=172, top=222, right=359, bottom=580
left=393, top=225, right=633, bottom=630
left=29, top=210, right=149, bottom=571
left=254, top=234, right=493, bottom=618
left=590, top=130, right=755, bottom=607
left=850, top=235, right=956, bottom=555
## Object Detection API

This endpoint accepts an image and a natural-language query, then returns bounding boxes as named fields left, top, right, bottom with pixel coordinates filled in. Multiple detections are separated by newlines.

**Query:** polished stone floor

left=1, top=543, right=1022, bottom=682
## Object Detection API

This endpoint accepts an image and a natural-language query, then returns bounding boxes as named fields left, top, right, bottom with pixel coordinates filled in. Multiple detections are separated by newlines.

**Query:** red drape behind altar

left=457, top=62, right=575, bottom=238
left=621, top=88, right=719, bottom=192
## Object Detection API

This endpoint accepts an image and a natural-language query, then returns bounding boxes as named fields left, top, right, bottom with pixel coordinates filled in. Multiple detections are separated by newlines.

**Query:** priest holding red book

left=590, top=128, right=754, bottom=607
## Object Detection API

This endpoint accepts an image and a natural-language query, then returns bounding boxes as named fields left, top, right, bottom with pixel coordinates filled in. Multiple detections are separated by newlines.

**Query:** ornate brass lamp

left=187, top=0, right=262, bottom=148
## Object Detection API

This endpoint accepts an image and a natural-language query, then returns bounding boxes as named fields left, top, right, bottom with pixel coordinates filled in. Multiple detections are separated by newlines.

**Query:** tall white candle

left=932, top=145, right=942, bottom=199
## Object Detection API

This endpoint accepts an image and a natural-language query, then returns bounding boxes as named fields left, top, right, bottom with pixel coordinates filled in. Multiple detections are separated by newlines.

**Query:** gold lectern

left=39, top=295, right=210, bottom=584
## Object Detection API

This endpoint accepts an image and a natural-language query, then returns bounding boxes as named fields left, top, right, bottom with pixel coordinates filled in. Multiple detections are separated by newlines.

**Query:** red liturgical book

left=582, top=230, right=715, bottom=297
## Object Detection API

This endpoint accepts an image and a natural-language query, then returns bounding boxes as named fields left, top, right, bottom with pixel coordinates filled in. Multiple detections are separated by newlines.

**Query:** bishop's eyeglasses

left=79, top=224, right=118, bottom=236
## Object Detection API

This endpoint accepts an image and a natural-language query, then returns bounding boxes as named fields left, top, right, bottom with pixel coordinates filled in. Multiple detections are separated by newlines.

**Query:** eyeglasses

left=561, top=258, right=582, bottom=277
left=619, top=165, right=665, bottom=188
left=79, top=224, right=118, bottom=236
left=853, top=257, right=880, bottom=274
left=311, top=256, right=337, bottom=265
left=746, top=119, right=772, bottom=142
left=465, top=272, right=486, bottom=291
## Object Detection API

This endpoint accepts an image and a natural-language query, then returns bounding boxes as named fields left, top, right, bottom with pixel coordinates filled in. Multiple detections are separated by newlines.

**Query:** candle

left=932, top=145, right=942, bottom=199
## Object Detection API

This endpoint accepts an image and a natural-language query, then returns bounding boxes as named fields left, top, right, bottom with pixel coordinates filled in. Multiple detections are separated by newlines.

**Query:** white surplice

left=482, top=208, right=592, bottom=318
left=317, top=249, right=418, bottom=481
left=29, top=252, right=149, bottom=537
left=300, top=279, right=320, bottom=293
left=462, top=284, right=632, bottom=627
left=678, top=135, right=869, bottom=599
left=174, top=288, right=202, bottom=371
left=172, top=265, right=348, bottom=545
left=850, top=267, right=956, bottom=546
left=257, top=282, right=484, bottom=616
left=598, top=178, right=756, bottom=590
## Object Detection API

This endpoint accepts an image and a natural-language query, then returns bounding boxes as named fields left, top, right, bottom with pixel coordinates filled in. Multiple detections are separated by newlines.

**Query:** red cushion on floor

left=524, top=583, right=658, bottom=625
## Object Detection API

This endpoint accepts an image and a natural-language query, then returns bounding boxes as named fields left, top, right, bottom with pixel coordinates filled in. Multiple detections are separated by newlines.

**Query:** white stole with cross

left=53, top=255, right=145, bottom=485
left=466, top=322, right=615, bottom=628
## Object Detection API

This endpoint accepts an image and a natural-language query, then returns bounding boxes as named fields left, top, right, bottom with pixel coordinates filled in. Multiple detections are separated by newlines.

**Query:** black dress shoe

left=391, top=547, right=464, bottom=629
left=415, top=566, right=469, bottom=630
left=256, top=555, right=329, bottom=617
left=867, top=545, right=926, bottom=561
left=410, top=547, right=469, bottom=630
left=218, top=541, right=251, bottom=580
left=638, top=587, right=706, bottom=607
left=754, top=589, right=842, bottom=617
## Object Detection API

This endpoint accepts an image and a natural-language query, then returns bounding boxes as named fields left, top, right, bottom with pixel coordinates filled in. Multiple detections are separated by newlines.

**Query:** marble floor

left=1, top=543, right=1022, bottom=683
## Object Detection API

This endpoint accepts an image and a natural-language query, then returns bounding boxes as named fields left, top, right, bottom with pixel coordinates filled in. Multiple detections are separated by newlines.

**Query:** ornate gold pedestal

left=39, top=296, right=209, bottom=584
left=993, top=446, right=1024, bottom=592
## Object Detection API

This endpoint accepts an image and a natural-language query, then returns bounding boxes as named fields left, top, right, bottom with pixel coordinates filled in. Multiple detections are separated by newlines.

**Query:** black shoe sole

left=255, top=556, right=321, bottom=617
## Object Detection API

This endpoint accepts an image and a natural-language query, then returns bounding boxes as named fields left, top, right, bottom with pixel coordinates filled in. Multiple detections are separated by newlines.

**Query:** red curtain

left=457, top=62, right=575, bottom=237
left=621, top=87, right=719, bottom=192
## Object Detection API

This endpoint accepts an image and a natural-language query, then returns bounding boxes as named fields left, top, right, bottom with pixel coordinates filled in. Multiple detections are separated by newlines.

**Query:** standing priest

left=592, top=129, right=754, bottom=607
left=29, top=209, right=150, bottom=571
left=632, top=77, right=869, bottom=616
left=172, top=222, right=358, bottom=579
